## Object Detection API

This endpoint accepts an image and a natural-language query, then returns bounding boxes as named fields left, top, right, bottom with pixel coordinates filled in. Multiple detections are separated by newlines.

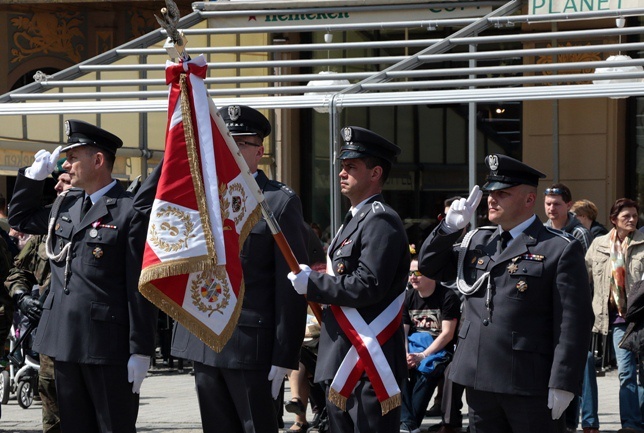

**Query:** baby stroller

left=0, top=322, right=40, bottom=409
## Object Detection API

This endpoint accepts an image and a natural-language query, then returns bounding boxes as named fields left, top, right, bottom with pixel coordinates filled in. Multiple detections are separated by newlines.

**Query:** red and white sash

left=328, top=291, right=405, bottom=415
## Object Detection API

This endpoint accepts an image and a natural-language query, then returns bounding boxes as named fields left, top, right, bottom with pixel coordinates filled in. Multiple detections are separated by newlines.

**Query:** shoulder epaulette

left=371, top=201, right=387, bottom=213
left=544, top=226, right=573, bottom=242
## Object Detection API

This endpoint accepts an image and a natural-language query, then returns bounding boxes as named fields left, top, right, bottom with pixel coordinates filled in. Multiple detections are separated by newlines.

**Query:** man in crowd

left=8, top=120, right=157, bottom=433
left=4, top=159, right=71, bottom=432
left=544, top=184, right=599, bottom=433
left=544, top=183, right=592, bottom=252
left=419, top=154, right=593, bottom=433
left=288, top=126, right=410, bottom=433
left=134, top=105, right=309, bottom=433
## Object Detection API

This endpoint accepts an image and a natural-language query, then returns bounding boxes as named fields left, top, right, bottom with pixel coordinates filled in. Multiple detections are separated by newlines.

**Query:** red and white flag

left=139, top=55, right=262, bottom=352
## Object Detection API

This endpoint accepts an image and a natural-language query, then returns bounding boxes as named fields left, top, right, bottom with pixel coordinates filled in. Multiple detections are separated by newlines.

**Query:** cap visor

left=481, top=181, right=517, bottom=191
left=338, top=150, right=365, bottom=160
left=60, top=143, right=86, bottom=153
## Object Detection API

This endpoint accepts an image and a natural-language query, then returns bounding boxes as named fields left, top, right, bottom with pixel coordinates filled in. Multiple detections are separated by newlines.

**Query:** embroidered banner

left=139, top=55, right=261, bottom=352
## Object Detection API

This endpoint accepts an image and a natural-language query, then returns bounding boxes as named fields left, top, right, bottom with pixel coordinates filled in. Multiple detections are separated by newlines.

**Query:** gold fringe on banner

left=139, top=255, right=209, bottom=287
left=139, top=279, right=245, bottom=353
left=180, top=73, right=217, bottom=263
left=379, top=392, right=401, bottom=415
left=328, top=387, right=348, bottom=412
left=327, top=387, right=401, bottom=415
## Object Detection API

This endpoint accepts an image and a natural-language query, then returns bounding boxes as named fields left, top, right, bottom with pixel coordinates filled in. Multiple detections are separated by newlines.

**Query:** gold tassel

left=380, top=393, right=401, bottom=415
left=139, top=256, right=211, bottom=286
left=328, top=387, right=348, bottom=412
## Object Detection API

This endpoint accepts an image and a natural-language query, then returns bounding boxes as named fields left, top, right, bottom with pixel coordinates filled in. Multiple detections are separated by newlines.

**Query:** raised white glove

left=25, top=146, right=62, bottom=181
left=127, top=354, right=150, bottom=394
left=288, top=264, right=312, bottom=295
left=547, top=387, right=574, bottom=420
left=443, top=185, right=482, bottom=233
left=267, top=365, right=290, bottom=400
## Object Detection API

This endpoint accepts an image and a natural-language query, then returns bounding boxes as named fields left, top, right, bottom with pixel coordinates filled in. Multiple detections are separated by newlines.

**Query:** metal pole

left=468, top=37, right=478, bottom=228
left=552, top=22, right=559, bottom=182
left=329, top=93, right=342, bottom=235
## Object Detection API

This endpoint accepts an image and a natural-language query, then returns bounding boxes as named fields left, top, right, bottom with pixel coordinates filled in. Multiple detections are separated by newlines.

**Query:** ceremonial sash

left=328, top=291, right=405, bottom=415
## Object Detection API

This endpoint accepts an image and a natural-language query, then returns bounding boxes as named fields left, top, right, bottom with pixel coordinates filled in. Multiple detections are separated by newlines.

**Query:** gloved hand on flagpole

left=288, top=264, right=312, bottom=295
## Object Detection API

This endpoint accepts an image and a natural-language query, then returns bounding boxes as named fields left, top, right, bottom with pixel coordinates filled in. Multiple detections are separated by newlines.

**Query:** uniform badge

left=228, top=105, right=241, bottom=121
left=336, top=263, right=346, bottom=274
left=507, top=257, right=519, bottom=274
left=516, top=280, right=528, bottom=292
left=342, top=127, right=352, bottom=142
left=92, top=246, right=103, bottom=259
left=477, top=258, right=484, bottom=265
left=64, top=120, right=71, bottom=137
left=488, top=154, right=499, bottom=172
left=89, top=228, right=98, bottom=238
left=55, top=223, right=60, bottom=231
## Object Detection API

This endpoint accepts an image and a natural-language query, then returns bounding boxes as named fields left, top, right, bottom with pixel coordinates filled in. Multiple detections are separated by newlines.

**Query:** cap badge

left=64, top=120, right=71, bottom=137
left=342, top=127, right=352, bottom=142
left=488, top=155, right=499, bottom=171
left=228, top=105, right=241, bottom=122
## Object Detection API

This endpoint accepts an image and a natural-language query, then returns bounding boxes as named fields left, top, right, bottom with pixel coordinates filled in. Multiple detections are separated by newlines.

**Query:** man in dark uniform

left=8, top=120, right=157, bottom=433
left=288, top=126, right=410, bottom=433
left=418, top=154, right=594, bottom=433
left=134, top=105, right=308, bottom=433
left=5, top=159, right=71, bottom=433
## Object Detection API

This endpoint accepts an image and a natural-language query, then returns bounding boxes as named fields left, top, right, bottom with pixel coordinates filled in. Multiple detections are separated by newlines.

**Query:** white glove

left=287, top=264, right=312, bottom=295
left=267, top=365, right=290, bottom=400
left=443, top=185, right=483, bottom=233
left=127, top=354, right=150, bottom=394
left=547, top=388, right=574, bottom=420
left=25, top=146, right=62, bottom=181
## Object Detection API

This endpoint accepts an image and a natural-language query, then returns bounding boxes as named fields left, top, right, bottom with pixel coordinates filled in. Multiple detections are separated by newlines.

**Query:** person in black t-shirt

left=400, top=256, right=461, bottom=433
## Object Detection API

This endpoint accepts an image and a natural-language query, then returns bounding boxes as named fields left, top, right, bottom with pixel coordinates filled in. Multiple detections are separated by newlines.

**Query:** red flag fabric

left=139, top=55, right=261, bottom=352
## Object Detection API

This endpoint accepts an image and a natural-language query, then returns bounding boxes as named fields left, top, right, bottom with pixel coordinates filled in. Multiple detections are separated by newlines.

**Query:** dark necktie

left=342, top=210, right=354, bottom=229
left=81, top=195, right=92, bottom=219
left=500, top=231, right=513, bottom=251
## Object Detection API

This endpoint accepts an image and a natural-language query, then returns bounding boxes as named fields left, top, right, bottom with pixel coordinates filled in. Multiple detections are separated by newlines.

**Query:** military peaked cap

left=61, top=120, right=123, bottom=155
left=219, top=105, right=271, bottom=139
left=482, top=154, right=546, bottom=191
left=338, top=126, right=400, bottom=165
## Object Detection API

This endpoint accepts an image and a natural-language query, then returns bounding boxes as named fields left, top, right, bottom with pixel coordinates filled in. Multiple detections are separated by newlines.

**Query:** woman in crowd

left=586, top=198, right=644, bottom=433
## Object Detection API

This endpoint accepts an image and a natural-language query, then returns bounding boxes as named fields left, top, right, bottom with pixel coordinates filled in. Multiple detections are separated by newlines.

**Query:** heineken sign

left=530, top=0, right=644, bottom=15
left=207, top=5, right=491, bottom=28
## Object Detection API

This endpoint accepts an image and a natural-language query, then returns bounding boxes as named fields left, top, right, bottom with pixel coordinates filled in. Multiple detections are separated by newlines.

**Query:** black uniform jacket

left=307, top=196, right=410, bottom=384
left=132, top=162, right=309, bottom=371
left=9, top=169, right=157, bottom=364
left=419, top=217, right=593, bottom=396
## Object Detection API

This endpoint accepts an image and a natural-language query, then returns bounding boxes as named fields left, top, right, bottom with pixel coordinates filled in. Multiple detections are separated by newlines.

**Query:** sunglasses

left=408, top=270, right=422, bottom=277
left=544, top=187, right=564, bottom=195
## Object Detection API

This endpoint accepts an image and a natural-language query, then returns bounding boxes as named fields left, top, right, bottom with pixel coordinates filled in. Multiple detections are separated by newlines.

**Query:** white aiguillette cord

left=455, top=228, right=494, bottom=324
left=46, top=189, right=73, bottom=291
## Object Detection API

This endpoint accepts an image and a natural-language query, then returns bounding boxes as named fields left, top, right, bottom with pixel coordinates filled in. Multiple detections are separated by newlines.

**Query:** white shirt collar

left=349, top=194, right=379, bottom=217
left=504, top=214, right=537, bottom=245
left=87, top=179, right=117, bottom=205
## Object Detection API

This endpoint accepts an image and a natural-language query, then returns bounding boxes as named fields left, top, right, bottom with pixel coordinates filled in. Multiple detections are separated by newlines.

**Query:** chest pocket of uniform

left=506, top=260, right=543, bottom=300
left=84, top=229, right=119, bottom=267
left=55, top=218, right=74, bottom=240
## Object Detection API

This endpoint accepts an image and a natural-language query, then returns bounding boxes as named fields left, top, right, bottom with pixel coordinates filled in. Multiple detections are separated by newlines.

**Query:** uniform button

left=63, top=288, right=70, bottom=295
left=483, top=319, right=489, bottom=326
left=258, top=319, right=263, bottom=324
left=111, top=315, right=116, bottom=320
